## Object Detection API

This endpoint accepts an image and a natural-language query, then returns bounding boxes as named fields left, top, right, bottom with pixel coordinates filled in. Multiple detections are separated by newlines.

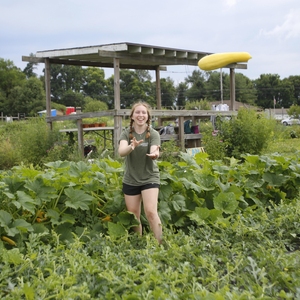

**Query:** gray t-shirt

left=119, top=127, right=161, bottom=186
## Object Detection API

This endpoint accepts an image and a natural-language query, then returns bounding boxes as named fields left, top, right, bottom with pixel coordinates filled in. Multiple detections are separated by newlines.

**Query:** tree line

left=0, top=56, right=300, bottom=117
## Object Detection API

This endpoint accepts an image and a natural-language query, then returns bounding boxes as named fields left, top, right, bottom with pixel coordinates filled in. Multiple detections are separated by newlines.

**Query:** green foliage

left=264, top=124, right=300, bottom=154
left=14, top=76, right=45, bottom=116
left=184, top=70, right=206, bottom=101
left=1, top=198, right=300, bottom=299
left=160, top=77, right=176, bottom=108
left=0, top=137, right=20, bottom=170
left=217, top=108, right=276, bottom=159
left=287, top=104, right=300, bottom=118
left=83, top=99, right=108, bottom=112
left=202, top=131, right=227, bottom=161
left=0, top=150, right=299, bottom=298
left=51, top=101, right=67, bottom=115
left=0, top=151, right=299, bottom=244
left=60, top=90, right=85, bottom=108
left=185, top=99, right=211, bottom=110
left=225, top=73, right=257, bottom=104
left=9, top=118, right=63, bottom=167
left=160, top=140, right=181, bottom=164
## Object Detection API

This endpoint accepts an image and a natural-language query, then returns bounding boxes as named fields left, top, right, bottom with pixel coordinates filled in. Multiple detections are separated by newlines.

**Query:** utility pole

left=220, top=68, right=223, bottom=104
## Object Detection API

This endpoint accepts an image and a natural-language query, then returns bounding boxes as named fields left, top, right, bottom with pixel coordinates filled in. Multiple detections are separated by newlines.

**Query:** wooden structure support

left=22, top=42, right=249, bottom=157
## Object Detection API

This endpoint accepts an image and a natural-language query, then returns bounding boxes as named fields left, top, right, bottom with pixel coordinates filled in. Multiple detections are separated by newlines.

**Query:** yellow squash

left=198, top=52, right=252, bottom=71
left=1, top=235, right=17, bottom=246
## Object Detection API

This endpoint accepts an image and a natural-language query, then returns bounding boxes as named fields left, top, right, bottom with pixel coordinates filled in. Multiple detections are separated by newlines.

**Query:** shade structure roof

left=26, top=42, right=212, bottom=70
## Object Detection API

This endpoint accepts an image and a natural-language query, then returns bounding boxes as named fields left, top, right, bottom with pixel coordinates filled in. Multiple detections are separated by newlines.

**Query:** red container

left=66, top=107, right=75, bottom=115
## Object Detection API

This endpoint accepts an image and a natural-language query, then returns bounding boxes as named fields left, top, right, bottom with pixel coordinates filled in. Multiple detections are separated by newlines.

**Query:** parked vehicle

left=281, top=117, right=300, bottom=126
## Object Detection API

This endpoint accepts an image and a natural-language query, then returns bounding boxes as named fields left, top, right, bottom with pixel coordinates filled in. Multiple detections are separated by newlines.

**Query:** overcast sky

left=1, top=0, right=299, bottom=84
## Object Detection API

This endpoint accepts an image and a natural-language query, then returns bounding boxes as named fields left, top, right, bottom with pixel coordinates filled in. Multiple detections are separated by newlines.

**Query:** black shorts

left=122, top=183, right=160, bottom=196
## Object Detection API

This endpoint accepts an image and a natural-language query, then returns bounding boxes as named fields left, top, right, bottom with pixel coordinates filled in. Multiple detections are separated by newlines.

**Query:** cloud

left=224, top=0, right=238, bottom=7
left=260, top=8, right=300, bottom=39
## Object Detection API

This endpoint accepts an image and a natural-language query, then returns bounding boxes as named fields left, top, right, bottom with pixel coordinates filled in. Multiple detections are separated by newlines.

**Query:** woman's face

left=132, top=105, right=149, bottom=126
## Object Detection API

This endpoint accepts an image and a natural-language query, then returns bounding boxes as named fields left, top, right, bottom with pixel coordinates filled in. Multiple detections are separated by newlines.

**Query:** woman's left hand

left=146, top=145, right=160, bottom=160
left=146, top=153, right=159, bottom=160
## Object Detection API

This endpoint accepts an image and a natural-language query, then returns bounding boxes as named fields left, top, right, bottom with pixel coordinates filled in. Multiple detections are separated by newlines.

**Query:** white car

left=281, top=117, right=300, bottom=126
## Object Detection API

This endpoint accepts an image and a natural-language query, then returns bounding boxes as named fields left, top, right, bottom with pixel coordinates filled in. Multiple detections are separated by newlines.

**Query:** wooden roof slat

left=153, top=48, right=165, bottom=56
left=165, top=50, right=176, bottom=57
left=24, top=42, right=247, bottom=70
left=177, top=51, right=188, bottom=58
left=128, top=45, right=142, bottom=53
left=141, top=47, right=153, bottom=55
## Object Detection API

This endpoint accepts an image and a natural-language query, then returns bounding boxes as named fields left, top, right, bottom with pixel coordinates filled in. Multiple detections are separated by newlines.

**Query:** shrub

left=202, top=131, right=226, bottom=160
left=160, top=140, right=180, bottom=163
left=12, top=118, right=63, bottom=166
left=212, top=108, right=276, bottom=159
left=0, top=137, right=20, bottom=169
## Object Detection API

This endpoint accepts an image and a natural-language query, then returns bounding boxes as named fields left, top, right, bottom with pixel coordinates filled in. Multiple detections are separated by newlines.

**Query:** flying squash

left=198, top=52, right=252, bottom=71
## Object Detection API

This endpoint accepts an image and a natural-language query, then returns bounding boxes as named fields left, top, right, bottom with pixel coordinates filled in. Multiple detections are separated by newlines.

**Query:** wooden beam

left=178, top=116, right=185, bottom=150
left=113, top=58, right=122, bottom=157
left=155, top=66, right=162, bottom=127
left=46, top=109, right=237, bottom=123
left=225, top=63, right=248, bottom=70
left=76, top=119, right=84, bottom=157
left=44, top=58, right=52, bottom=129
left=22, top=56, right=45, bottom=63
left=23, top=56, right=167, bottom=71
left=98, top=50, right=200, bottom=66
left=230, top=68, right=236, bottom=111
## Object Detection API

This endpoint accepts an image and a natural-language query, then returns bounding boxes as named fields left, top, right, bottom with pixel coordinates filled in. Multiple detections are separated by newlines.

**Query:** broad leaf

left=214, top=192, right=238, bottom=214
left=107, top=222, right=126, bottom=239
left=13, top=191, right=36, bottom=214
left=64, top=187, right=94, bottom=210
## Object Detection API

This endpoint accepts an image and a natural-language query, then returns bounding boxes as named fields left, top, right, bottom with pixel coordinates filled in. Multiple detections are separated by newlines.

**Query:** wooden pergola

left=22, top=42, right=248, bottom=156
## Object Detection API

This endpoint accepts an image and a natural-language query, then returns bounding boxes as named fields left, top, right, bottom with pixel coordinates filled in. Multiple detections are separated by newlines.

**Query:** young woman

left=118, top=101, right=162, bottom=244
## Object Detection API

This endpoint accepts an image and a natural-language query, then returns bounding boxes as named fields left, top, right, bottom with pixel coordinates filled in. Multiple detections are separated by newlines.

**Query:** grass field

left=264, top=124, right=300, bottom=154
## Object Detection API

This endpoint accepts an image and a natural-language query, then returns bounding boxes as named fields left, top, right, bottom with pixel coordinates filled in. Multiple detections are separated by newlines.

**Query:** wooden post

left=230, top=68, right=236, bottom=111
left=77, top=119, right=84, bottom=157
left=178, top=116, right=185, bottom=151
left=155, top=66, right=162, bottom=127
left=113, top=58, right=122, bottom=157
left=44, top=58, right=52, bottom=129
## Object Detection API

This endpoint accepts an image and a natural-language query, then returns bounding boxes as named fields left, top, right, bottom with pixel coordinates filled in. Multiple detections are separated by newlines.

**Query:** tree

left=7, top=77, right=45, bottom=116
left=50, top=64, right=84, bottom=103
left=278, top=78, right=294, bottom=108
left=119, top=70, right=154, bottom=108
left=184, top=70, right=206, bottom=102
left=60, top=90, right=85, bottom=109
left=225, top=73, right=257, bottom=104
left=83, top=98, right=108, bottom=112
left=23, top=53, right=38, bottom=78
left=0, top=58, right=26, bottom=98
left=204, top=71, right=223, bottom=101
left=254, top=74, right=281, bottom=108
left=176, top=82, right=188, bottom=108
left=82, top=67, right=108, bottom=102
left=287, top=104, right=300, bottom=118
left=160, top=77, right=176, bottom=108
left=286, top=76, right=300, bottom=105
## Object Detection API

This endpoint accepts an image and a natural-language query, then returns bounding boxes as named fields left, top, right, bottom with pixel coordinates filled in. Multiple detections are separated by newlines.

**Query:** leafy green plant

left=9, top=118, right=63, bottom=167
left=0, top=151, right=299, bottom=298
left=217, top=108, right=276, bottom=159
left=0, top=151, right=299, bottom=247
left=160, top=139, right=180, bottom=163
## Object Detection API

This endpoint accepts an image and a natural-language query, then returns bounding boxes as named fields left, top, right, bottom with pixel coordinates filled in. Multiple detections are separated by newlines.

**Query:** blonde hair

left=129, top=101, right=151, bottom=139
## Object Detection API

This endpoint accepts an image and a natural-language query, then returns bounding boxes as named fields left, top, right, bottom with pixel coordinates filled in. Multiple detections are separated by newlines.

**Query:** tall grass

left=0, top=116, right=299, bottom=170
left=0, top=118, right=68, bottom=169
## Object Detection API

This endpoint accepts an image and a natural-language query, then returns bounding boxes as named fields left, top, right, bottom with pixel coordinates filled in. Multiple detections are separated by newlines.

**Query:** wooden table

left=60, top=126, right=114, bottom=154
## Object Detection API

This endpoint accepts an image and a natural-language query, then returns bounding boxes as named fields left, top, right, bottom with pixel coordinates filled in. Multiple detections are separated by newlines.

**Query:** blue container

left=38, top=109, right=57, bottom=117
